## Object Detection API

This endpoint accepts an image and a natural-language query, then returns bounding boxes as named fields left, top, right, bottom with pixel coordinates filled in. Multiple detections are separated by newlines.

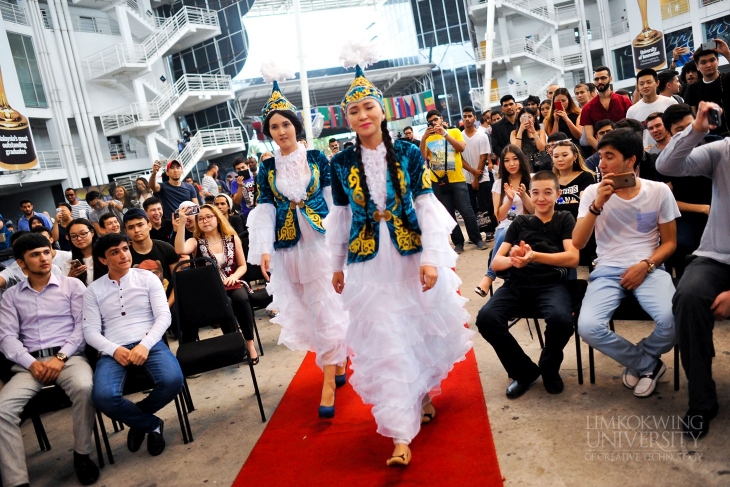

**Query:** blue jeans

left=93, top=341, right=184, bottom=432
left=433, top=181, right=483, bottom=245
left=577, top=266, right=676, bottom=375
left=485, top=224, right=510, bottom=280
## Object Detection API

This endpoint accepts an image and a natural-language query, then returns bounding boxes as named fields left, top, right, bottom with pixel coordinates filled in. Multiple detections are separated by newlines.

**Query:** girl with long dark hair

left=136, top=177, right=152, bottom=205
left=246, top=81, right=348, bottom=415
left=326, top=65, right=472, bottom=467
left=551, top=140, right=595, bottom=217
left=66, top=219, right=106, bottom=285
left=475, top=145, right=534, bottom=296
left=543, top=88, right=583, bottom=146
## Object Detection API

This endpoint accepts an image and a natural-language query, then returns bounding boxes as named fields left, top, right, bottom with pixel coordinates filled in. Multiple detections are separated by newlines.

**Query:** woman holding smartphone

left=66, top=219, right=105, bottom=286
left=475, top=145, right=534, bottom=297
left=175, top=204, right=259, bottom=363
left=510, top=107, right=546, bottom=168
left=327, top=65, right=472, bottom=467
left=543, top=88, right=583, bottom=146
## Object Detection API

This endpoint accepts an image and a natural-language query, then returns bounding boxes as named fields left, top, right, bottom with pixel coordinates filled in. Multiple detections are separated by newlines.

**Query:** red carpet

left=233, top=350, right=503, bottom=487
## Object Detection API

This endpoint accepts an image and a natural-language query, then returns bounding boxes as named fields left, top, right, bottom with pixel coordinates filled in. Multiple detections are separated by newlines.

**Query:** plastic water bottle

left=507, top=206, right=517, bottom=221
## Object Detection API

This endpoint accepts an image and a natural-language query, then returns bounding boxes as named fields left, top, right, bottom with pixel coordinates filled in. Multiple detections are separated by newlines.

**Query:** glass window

left=612, top=45, right=635, bottom=82
left=702, top=14, right=730, bottom=46
left=7, top=33, right=47, bottom=108
left=664, top=26, right=693, bottom=68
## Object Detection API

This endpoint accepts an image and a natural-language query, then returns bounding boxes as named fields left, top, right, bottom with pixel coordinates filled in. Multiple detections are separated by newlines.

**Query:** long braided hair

left=353, top=119, right=409, bottom=230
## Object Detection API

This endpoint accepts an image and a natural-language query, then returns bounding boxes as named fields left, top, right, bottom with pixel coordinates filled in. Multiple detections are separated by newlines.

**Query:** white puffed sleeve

left=414, top=193, right=458, bottom=268
left=323, top=205, right=352, bottom=272
left=246, top=203, right=276, bottom=264
left=322, top=186, right=333, bottom=210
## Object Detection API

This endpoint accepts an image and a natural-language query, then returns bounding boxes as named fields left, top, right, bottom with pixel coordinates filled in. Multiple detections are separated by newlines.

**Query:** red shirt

left=580, top=92, right=633, bottom=127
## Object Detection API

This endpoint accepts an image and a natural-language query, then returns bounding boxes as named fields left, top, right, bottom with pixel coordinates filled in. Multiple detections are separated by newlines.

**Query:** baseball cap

left=166, top=160, right=182, bottom=170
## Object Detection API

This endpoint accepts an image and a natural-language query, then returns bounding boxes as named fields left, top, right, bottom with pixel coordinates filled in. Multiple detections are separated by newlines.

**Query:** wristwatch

left=55, top=352, right=68, bottom=362
left=642, top=259, right=656, bottom=273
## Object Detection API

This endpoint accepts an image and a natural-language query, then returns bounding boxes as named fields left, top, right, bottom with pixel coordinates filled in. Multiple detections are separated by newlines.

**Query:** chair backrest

left=172, top=257, right=238, bottom=336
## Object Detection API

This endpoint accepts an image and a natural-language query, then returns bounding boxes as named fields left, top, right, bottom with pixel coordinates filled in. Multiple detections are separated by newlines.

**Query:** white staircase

left=477, top=38, right=583, bottom=71
left=153, top=128, right=180, bottom=153
left=84, top=6, right=220, bottom=80
left=165, top=128, right=246, bottom=178
left=496, top=0, right=579, bottom=26
left=100, top=74, right=234, bottom=136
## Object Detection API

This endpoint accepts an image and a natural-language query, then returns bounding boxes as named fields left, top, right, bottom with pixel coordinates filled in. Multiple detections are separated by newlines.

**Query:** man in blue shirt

left=148, top=160, right=199, bottom=219
left=230, top=157, right=256, bottom=223
left=16, top=200, right=52, bottom=231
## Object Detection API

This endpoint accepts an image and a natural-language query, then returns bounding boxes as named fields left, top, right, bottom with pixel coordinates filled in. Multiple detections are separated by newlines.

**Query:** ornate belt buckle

left=373, top=209, right=392, bottom=222
left=289, top=200, right=305, bottom=209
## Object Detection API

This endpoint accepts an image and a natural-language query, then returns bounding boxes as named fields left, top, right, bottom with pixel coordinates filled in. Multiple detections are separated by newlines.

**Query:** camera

left=707, top=107, right=722, bottom=127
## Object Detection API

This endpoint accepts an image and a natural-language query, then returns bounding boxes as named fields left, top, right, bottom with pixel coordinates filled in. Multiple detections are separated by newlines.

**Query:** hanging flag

left=317, top=107, right=331, bottom=128
left=423, top=90, right=436, bottom=111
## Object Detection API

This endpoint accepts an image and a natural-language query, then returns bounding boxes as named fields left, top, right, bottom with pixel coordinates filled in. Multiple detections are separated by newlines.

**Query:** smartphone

left=520, top=114, right=530, bottom=124
left=237, top=169, right=251, bottom=180
left=606, top=172, right=637, bottom=189
left=553, top=100, right=564, bottom=112
left=70, top=259, right=83, bottom=268
left=708, top=108, right=722, bottom=127
left=700, top=40, right=718, bottom=51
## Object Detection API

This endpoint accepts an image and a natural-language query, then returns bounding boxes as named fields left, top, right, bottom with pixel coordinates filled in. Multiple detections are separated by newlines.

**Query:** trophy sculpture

left=632, top=0, right=667, bottom=72
left=0, top=67, right=38, bottom=170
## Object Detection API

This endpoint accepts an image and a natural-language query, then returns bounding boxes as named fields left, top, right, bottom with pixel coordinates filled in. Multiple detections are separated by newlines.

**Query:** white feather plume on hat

left=260, top=61, right=295, bottom=83
left=339, top=40, right=379, bottom=69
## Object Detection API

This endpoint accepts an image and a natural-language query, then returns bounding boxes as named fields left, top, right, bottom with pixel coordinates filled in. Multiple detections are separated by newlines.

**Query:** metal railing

left=85, top=44, right=147, bottom=79
left=36, top=150, right=64, bottom=170
left=125, top=0, right=166, bottom=27
left=661, top=0, right=690, bottom=18
left=611, top=19, right=630, bottom=36
left=476, top=38, right=563, bottom=67
left=699, top=0, right=724, bottom=6
left=562, top=53, right=585, bottom=68
left=71, top=15, right=121, bottom=35
left=0, top=0, right=27, bottom=25
left=177, top=128, right=244, bottom=176
left=100, top=74, right=232, bottom=134
left=85, top=6, right=218, bottom=79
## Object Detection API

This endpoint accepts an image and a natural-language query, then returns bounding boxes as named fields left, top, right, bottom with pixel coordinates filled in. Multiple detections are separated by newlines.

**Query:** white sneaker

left=622, top=367, right=640, bottom=389
left=633, top=360, right=666, bottom=398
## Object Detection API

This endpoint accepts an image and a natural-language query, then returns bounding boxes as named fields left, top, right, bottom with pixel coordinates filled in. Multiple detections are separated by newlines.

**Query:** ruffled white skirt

left=248, top=206, right=348, bottom=369
left=327, top=196, right=473, bottom=443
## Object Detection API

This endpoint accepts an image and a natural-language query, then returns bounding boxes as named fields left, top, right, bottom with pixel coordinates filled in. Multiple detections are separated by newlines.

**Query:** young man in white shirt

left=573, top=128, right=680, bottom=398
left=461, top=106, right=496, bottom=240
left=83, top=234, right=183, bottom=457
left=626, top=68, right=677, bottom=148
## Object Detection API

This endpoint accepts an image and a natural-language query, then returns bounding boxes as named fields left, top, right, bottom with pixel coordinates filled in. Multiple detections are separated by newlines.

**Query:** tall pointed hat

left=339, top=41, right=382, bottom=110
left=261, top=81, right=297, bottom=118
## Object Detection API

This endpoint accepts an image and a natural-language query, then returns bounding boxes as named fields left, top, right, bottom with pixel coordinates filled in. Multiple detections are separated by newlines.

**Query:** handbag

left=476, top=211, right=492, bottom=231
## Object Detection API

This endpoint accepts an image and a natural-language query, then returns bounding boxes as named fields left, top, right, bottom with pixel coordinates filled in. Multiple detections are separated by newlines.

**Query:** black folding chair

left=172, top=257, right=267, bottom=423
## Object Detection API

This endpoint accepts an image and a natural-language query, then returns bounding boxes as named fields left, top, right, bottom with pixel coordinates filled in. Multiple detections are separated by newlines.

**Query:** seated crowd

left=0, top=42, right=728, bottom=486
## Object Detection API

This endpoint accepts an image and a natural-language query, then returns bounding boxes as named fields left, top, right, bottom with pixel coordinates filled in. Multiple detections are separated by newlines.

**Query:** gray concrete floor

left=15, top=231, right=730, bottom=487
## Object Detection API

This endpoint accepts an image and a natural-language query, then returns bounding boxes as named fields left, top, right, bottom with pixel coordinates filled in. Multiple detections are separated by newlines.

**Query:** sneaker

left=73, top=452, right=100, bottom=485
left=622, top=367, right=640, bottom=389
left=484, top=232, right=495, bottom=242
left=454, top=243, right=464, bottom=254
left=633, top=360, right=666, bottom=397
left=475, top=241, right=488, bottom=250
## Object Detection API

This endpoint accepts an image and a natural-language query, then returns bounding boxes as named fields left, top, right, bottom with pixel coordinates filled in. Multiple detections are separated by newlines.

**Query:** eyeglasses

left=69, top=231, right=91, bottom=240
left=197, top=215, right=216, bottom=223
left=594, top=76, right=609, bottom=82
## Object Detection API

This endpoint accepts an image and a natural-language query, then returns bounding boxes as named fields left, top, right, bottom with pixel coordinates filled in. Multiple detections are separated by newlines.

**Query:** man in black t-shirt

left=476, top=171, right=579, bottom=399
left=143, top=197, right=174, bottom=242
left=123, top=210, right=180, bottom=307
left=683, top=43, right=730, bottom=137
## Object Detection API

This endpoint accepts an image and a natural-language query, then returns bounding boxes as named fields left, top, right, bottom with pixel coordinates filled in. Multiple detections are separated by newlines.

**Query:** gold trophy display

left=0, top=67, right=38, bottom=171
left=632, top=0, right=667, bottom=72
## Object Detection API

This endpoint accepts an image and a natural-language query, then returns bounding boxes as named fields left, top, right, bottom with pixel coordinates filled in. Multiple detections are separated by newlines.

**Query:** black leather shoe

left=683, top=403, right=719, bottom=440
left=127, top=427, right=145, bottom=452
left=74, top=451, right=100, bottom=485
left=542, top=373, right=564, bottom=394
left=147, top=420, right=166, bottom=456
left=506, top=376, right=540, bottom=399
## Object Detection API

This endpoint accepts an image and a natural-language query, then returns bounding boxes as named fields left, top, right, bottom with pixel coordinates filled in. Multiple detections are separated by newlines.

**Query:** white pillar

left=293, top=0, right=313, bottom=147
left=482, top=0, right=497, bottom=109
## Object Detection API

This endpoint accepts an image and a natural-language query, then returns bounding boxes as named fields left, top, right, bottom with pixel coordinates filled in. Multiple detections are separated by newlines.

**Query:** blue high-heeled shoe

left=335, top=358, right=349, bottom=388
left=318, top=404, right=335, bottom=419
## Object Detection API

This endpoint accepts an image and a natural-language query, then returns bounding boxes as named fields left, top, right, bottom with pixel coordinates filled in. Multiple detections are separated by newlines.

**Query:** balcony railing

left=699, top=0, right=724, bottom=6
left=611, top=19, right=630, bottom=36
left=71, top=15, right=121, bottom=35
left=0, top=0, right=27, bottom=25
left=662, top=0, right=690, bottom=18
left=85, top=44, right=147, bottom=79
left=36, top=150, right=65, bottom=170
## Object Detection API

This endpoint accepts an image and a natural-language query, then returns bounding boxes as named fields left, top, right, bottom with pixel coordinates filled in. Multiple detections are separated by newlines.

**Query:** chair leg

left=173, top=396, right=189, bottom=444
left=533, top=319, right=545, bottom=349
left=182, top=378, right=195, bottom=413
left=181, top=391, right=193, bottom=442
left=575, top=326, right=584, bottom=385
left=247, top=358, right=267, bottom=422
left=112, top=419, right=124, bottom=432
left=253, top=319, right=264, bottom=357
left=31, top=415, right=48, bottom=451
left=96, top=411, right=114, bottom=465
left=92, top=420, right=104, bottom=469
left=674, top=344, right=680, bottom=391
left=589, top=346, right=595, bottom=384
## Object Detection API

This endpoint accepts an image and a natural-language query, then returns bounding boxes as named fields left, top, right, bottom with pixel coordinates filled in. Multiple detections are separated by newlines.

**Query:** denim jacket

left=330, top=139, right=433, bottom=264
left=256, top=149, right=331, bottom=250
